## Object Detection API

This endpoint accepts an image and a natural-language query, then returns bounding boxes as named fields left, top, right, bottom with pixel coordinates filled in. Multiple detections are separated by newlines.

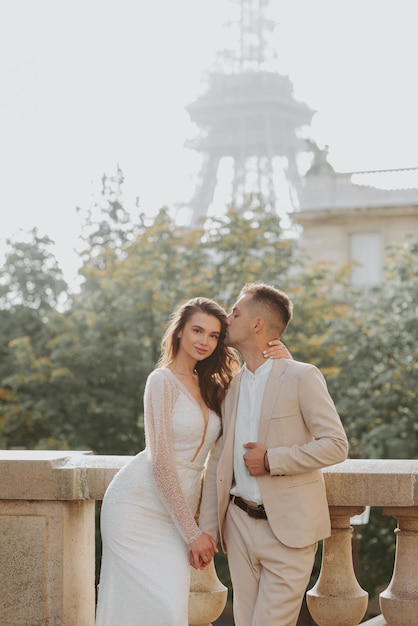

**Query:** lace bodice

left=144, top=367, right=221, bottom=544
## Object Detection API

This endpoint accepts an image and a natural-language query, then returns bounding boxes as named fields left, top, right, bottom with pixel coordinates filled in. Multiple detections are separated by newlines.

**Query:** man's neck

left=239, top=347, right=266, bottom=374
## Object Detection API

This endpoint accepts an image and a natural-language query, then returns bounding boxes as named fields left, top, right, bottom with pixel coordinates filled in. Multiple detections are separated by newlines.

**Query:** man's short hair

left=239, top=282, right=293, bottom=336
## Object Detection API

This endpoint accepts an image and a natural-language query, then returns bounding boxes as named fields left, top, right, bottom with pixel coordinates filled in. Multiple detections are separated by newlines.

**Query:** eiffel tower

left=185, top=0, right=314, bottom=225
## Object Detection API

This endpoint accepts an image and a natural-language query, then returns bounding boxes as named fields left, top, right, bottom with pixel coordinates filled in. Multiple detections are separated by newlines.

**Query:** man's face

left=224, top=294, right=254, bottom=349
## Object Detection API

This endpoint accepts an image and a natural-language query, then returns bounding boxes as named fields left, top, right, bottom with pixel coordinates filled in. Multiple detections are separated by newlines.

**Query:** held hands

left=243, top=442, right=269, bottom=476
left=263, top=340, right=292, bottom=360
left=188, top=532, right=218, bottom=570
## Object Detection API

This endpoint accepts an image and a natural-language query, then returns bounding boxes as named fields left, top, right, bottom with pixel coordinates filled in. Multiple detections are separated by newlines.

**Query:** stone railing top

left=1, top=452, right=417, bottom=505
left=0, top=450, right=92, bottom=461
left=324, top=459, right=418, bottom=507
left=0, top=450, right=91, bottom=500
left=0, top=450, right=132, bottom=500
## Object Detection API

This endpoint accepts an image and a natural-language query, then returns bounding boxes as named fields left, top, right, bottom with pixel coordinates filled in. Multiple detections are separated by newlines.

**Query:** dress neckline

left=162, top=367, right=213, bottom=463
left=162, top=367, right=211, bottom=419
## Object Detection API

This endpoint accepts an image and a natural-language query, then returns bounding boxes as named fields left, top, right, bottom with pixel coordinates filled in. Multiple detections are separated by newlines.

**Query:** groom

left=199, top=282, right=348, bottom=626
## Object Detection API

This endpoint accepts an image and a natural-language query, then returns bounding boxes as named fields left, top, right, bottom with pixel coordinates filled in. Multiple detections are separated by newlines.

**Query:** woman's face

left=178, top=312, right=222, bottom=362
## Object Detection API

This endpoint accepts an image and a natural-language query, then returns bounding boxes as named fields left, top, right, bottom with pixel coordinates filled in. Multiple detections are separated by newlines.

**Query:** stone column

left=306, top=505, right=368, bottom=626
left=0, top=451, right=96, bottom=626
left=379, top=506, right=418, bottom=626
left=188, top=560, right=228, bottom=626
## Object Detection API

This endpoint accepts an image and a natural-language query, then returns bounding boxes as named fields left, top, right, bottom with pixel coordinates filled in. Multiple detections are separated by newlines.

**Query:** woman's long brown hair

left=158, top=297, right=240, bottom=416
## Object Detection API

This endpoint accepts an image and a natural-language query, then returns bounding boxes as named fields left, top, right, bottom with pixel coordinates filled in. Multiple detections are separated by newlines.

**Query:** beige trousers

left=224, top=501, right=317, bottom=626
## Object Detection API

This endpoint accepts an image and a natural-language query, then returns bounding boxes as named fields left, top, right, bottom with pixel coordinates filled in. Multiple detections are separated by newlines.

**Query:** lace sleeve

left=144, top=370, right=203, bottom=545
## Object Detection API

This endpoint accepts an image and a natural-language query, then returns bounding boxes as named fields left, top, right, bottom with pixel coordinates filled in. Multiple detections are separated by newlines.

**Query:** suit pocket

left=267, top=412, right=312, bottom=447
left=270, top=406, right=300, bottom=419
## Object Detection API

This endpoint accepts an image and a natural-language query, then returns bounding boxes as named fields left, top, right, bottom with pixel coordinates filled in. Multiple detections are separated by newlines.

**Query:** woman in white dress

left=95, top=297, right=240, bottom=626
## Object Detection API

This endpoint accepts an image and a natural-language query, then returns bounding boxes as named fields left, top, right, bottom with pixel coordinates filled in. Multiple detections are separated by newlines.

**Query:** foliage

left=284, top=261, right=350, bottom=375
left=0, top=228, right=68, bottom=314
left=328, top=236, right=418, bottom=460
left=0, top=228, right=68, bottom=384
left=0, top=229, right=69, bottom=448
left=0, top=334, right=72, bottom=449
left=0, top=306, right=46, bottom=383
left=202, top=198, right=295, bottom=304
left=77, top=165, right=139, bottom=271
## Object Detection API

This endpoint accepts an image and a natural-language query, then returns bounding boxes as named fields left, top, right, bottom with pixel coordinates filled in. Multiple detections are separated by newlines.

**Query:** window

left=349, top=232, right=382, bottom=287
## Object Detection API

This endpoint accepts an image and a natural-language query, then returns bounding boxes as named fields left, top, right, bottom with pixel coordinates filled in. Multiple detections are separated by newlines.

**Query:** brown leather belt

left=231, top=495, right=268, bottom=520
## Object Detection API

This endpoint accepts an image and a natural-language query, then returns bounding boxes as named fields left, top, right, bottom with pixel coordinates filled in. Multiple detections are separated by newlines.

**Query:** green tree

left=0, top=229, right=69, bottom=448
left=0, top=227, right=68, bottom=381
left=77, top=167, right=137, bottom=261
left=0, top=228, right=68, bottom=314
left=329, top=236, right=418, bottom=459
left=284, top=261, right=350, bottom=375
left=28, top=205, right=209, bottom=454
left=203, top=199, right=295, bottom=304
left=0, top=335, right=72, bottom=449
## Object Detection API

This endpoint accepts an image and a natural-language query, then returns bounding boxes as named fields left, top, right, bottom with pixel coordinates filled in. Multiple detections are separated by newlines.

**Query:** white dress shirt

left=230, top=358, right=273, bottom=504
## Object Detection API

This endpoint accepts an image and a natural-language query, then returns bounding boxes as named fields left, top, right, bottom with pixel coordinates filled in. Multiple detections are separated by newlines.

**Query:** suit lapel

left=258, top=359, right=287, bottom=442
left=221, top=368, right=243, bottom=459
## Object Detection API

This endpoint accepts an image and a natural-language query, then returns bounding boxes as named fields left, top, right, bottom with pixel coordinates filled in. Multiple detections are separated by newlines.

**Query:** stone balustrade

left=0, top=451, right=417, bottom=626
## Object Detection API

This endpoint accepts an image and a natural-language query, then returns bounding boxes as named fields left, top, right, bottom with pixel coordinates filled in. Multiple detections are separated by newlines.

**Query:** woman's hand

left=188, top=532, right=218, bottom=570
left=263, top=339, right=292, bottom=360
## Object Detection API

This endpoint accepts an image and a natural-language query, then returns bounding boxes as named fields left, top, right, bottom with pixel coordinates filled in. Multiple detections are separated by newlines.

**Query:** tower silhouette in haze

left=185, top=0, right=313, bottom=225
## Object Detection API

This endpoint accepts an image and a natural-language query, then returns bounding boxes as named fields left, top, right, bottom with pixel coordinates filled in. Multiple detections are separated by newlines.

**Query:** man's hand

left=243, top=442, right=269, bottom=476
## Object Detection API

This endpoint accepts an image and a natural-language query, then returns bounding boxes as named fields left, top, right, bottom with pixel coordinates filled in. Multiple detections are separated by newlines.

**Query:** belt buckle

left=246, top=505, right=260, bottom=519
left=240, top=497, right=266, bottom=520
left=247, top=503, right=265, bottom=519
left=231, top=495, right=267, bottom=520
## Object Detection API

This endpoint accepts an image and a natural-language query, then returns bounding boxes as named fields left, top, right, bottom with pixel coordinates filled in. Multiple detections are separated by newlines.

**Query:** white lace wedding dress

left=95, top=367, right=221, bottom=626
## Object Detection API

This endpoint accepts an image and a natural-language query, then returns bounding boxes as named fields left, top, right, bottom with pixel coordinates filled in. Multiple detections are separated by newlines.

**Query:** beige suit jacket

left=199, top=358, right=349, bottom=550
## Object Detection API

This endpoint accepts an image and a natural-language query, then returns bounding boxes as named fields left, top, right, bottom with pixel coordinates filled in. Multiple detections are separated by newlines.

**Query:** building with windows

left=294, top=145, right=418, bottom=286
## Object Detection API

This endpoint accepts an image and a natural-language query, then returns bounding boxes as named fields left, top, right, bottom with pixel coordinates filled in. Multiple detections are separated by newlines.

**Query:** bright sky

left=1, top=0, right=417, bottom=286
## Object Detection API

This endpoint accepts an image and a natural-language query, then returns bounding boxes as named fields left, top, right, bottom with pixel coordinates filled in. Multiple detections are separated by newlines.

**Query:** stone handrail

left=0, top=452, right=417, bottom=625
left=310, top=459, right=418, bottom=626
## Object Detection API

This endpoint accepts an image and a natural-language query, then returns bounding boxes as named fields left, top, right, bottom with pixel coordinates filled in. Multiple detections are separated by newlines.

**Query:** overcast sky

left=1, top=0, right=417, bottom=285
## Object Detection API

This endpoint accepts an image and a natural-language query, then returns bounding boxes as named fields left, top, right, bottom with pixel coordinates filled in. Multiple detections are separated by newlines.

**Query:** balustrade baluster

left=307, top=505, right=368, bottom=626
left=379, top=506, right=418, bottom=626
left=188, top=560, right=228, bottom=626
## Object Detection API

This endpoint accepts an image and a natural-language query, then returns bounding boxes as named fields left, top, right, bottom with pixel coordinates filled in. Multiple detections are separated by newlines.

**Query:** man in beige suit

left=199, top=283, right=348, bottom=626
